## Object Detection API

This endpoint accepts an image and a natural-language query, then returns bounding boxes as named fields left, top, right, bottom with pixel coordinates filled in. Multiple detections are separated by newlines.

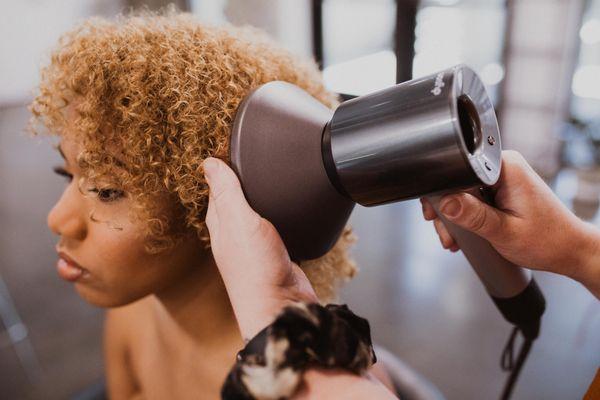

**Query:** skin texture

left=48, top=133, right=211, bottom=308
left=421, top=150, right=600, bottom=299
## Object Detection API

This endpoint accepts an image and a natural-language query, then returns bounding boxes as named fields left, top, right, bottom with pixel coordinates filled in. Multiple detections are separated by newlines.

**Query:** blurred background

left=0, top=0, right=599, bottom=399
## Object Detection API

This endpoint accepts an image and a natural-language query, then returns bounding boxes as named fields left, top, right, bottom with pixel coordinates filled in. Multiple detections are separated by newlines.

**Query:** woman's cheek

left=92, top=229, right=150, bottom=288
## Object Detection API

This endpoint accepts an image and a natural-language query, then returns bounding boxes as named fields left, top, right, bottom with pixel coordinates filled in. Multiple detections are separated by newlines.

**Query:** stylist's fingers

left=203, top=156, right=294, bottom=282
left=433, top=218, right=457, bottom=250
left=439, top=192, right=506, bottom=243
left=203, top=157, right=262, bottom=243
left=422, top=198, right=459, bottom=252
left=420, top=198, right=437, bottom=220
left=203, top=157, right=306, bottom=338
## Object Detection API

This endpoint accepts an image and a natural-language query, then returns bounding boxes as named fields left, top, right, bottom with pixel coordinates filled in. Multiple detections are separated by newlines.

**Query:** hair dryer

left=230, top=64, right=545, bottom=399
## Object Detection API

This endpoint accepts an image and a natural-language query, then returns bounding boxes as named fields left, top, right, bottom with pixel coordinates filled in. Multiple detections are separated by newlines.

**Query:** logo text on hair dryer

left=431, top=73, right=445, bottom=96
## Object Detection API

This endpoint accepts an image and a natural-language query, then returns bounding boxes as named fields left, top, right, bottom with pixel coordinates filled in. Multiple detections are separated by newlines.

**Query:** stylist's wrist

left=234, top=257, right=320, bottom=339
left=571, top=221, right=600, bottom=297
left=232, top=282, right=317, bottom=339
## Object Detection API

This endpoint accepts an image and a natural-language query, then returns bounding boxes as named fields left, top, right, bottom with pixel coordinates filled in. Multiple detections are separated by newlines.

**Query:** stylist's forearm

left=572, top=222, right=600, bottom=299
left=294, top=369, right=397, bottom=400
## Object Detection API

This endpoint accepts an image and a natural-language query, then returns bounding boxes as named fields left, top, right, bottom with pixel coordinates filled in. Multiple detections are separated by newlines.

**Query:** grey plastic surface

left=375, top=345, right=446, bottom=400
left=230, top=82, right=355, bottom=261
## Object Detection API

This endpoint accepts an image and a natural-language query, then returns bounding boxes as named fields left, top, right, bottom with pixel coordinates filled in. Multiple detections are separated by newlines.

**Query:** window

left=316, top=0, right=507, bottom=103
left=564, top=0, right=600, bottom=168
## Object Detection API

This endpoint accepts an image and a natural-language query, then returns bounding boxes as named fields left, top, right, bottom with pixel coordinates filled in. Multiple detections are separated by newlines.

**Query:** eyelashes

left=53, top=166, right=72, bottom=181
left=87, top=187, right=125, bottom=203
left=52, top=166, right=125, bottom=203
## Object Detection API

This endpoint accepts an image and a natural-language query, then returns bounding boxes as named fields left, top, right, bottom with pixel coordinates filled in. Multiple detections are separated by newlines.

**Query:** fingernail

left=440, top=198, right=461, bottom=218
left=203, top=158, right=220, bottom=182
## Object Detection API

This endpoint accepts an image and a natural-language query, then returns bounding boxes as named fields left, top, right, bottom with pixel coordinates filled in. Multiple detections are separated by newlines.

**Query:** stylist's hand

left=420, top=150, right=600, bottom=296
left=203, top=157, right=317, bottom=340
left=203, top=157, right=395, bottom=400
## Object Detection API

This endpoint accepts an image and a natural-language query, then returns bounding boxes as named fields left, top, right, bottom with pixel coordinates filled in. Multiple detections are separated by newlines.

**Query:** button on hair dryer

left=230, top=65, right=545, bottom=399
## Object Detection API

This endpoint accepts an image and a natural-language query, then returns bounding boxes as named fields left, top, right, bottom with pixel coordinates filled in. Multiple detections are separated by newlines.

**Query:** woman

left=29, top=9, right=393, bottom=399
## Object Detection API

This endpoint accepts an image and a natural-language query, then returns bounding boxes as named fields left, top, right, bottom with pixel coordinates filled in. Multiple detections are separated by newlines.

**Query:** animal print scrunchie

left=221, top=302, right=377, bottom=400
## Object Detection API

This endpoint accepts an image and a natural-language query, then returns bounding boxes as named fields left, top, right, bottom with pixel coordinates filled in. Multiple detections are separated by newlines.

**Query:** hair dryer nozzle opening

left=457, top=94, right=483, bottom=156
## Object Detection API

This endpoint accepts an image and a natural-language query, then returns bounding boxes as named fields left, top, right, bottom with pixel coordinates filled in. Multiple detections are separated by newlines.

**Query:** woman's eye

left=53, top=166, right=73, bottom=182
left=53, top=165, right=124, bottom=203
left=88, top=188, right=125, bottom=203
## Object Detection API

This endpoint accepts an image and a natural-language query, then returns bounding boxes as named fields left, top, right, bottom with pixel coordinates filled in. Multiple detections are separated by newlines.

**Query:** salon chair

left=376, top=345, right=446, bottom=400
left=0, top=272, right=41, bottom=383
left=71, top=378, right=107, bottom=400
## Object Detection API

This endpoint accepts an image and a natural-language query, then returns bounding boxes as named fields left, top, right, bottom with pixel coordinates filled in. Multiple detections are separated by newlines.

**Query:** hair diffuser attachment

left=230, top=82, right=355, bottom=261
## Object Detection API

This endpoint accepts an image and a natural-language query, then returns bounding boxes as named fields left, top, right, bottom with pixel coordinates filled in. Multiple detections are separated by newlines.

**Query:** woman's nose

left=47, top=187, right=87, bottom=241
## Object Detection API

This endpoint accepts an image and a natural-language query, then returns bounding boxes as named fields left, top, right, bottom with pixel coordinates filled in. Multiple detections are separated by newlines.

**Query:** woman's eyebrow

left=54, top=143, right=68, bottom=165
left=53, top=143, right=128, bottom=170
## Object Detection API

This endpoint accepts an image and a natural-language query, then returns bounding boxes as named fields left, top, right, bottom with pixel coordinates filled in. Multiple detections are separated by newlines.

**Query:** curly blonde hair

left=29, top=9, right=357, bottom=302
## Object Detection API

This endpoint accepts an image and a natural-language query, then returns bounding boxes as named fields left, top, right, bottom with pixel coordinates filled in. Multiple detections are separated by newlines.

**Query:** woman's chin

left=73, top=282, right=147, bottom=308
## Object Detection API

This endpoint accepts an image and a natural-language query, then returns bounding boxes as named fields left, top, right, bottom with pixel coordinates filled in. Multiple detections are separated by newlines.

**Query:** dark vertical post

left=127, top=0, right=190, bottom=11
left=496, top=0, right=513, bottom=119
left=395, top=0, right=419, bottom=84
left=312, top=0, right=324, bottom=69
left=178, top=0, right=191, bottom=12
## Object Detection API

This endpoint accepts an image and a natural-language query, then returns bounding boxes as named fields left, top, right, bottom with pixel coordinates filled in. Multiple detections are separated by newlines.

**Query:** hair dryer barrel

left=323, top=65, right=502, bottom=206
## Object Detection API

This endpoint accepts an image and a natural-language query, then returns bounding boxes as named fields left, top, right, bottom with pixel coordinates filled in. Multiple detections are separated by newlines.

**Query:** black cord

left=492, top=279, right=545, bottom=399
left=501, top=326, right=519, bottom=371
left=499, top=327, right=534, bottom=400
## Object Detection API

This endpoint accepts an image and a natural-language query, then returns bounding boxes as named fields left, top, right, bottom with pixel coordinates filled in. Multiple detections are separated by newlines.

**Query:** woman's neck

left=151, top=255, right=240, bottom=347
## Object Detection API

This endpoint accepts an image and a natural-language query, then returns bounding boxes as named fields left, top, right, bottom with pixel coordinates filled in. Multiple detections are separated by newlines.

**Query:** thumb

left=203, top=157, right=261, bottom=239
left=439, top=192, right=506, bottom=242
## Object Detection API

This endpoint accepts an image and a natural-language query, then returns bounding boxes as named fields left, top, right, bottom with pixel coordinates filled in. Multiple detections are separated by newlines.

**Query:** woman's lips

left=56, top=251, right=89, bottom=282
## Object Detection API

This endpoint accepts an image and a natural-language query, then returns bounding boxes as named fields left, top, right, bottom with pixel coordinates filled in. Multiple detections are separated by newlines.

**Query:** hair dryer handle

left=427, top=189, right=545, bottom=338
left=427, top=189, right=530, bottom=297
